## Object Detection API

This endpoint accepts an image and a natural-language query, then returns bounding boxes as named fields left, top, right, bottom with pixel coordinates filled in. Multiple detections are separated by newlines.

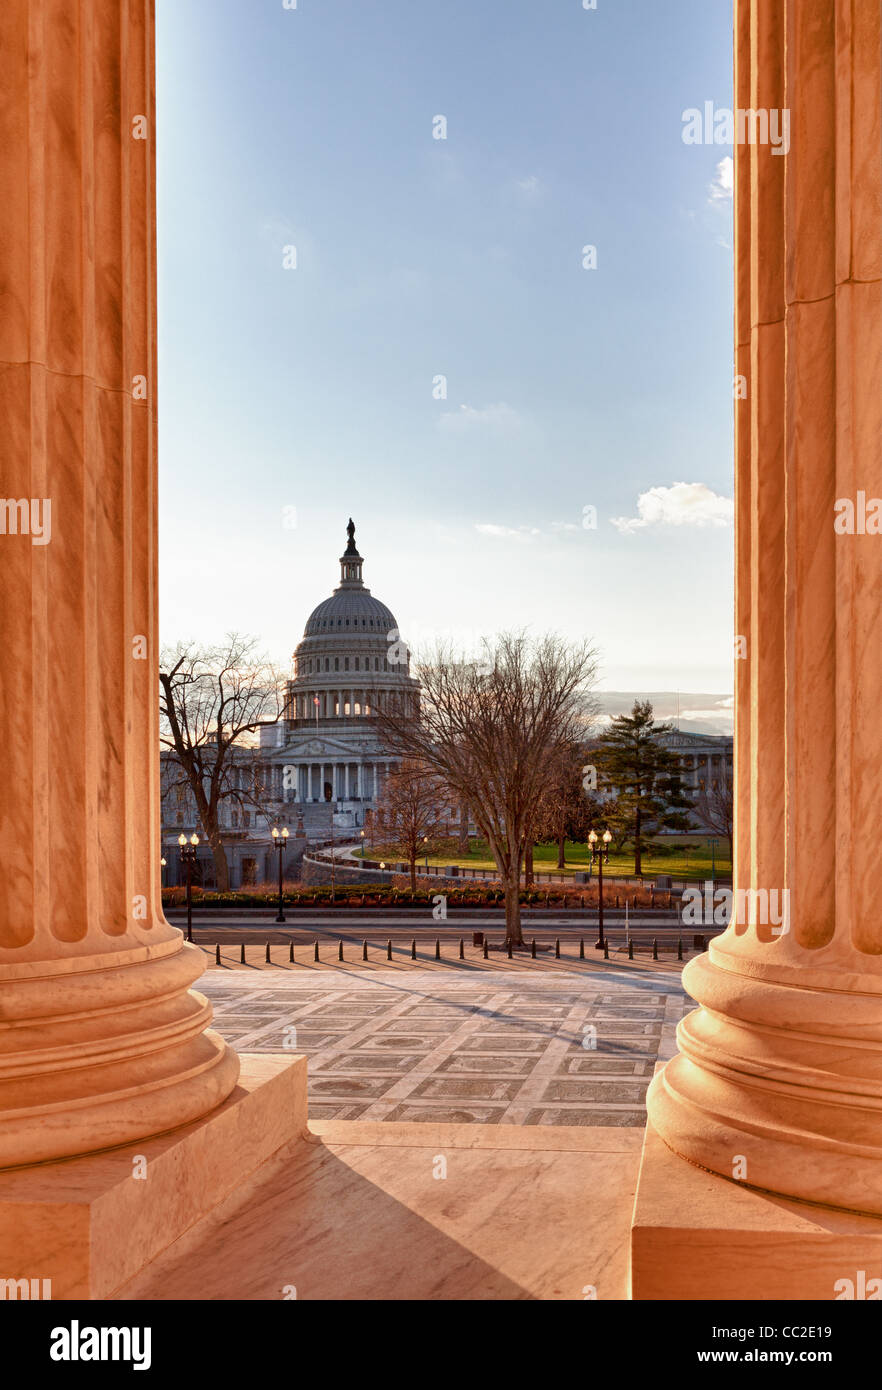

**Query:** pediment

left=279, top=736, right=364, bottom=758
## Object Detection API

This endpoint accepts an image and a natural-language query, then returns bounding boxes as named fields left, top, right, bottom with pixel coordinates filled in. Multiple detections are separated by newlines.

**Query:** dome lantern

left=339, top=517, right=363, bottom=587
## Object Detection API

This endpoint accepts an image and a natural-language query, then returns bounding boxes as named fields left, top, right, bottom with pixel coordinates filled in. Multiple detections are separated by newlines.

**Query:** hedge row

left=161, top=882, right=672, bottom=910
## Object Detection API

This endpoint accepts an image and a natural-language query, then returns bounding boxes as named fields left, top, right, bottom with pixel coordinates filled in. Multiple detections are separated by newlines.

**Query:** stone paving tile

left=201, top=968, right=690, bottom=1127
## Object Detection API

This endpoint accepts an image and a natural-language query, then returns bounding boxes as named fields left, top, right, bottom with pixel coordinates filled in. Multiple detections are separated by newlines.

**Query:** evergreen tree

left=593, top=701, right=694, bottom=875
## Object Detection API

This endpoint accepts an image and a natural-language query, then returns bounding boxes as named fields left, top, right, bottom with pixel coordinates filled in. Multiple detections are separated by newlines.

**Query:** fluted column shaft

left=0, top=0, right=238, bottom=1167
left=649, top=0, right=882, bottom=1215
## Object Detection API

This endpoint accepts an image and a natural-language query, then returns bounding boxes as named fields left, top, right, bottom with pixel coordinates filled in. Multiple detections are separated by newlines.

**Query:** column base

left=630, top=1116, right=882, bottom=1300
left=648, top=945, right=882, bottom=1216
left=0, top=1053, right=307, bottom=1299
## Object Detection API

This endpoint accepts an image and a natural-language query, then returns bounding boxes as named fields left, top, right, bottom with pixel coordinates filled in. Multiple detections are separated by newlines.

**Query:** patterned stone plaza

left=201, top=965, right=690, bottom=1126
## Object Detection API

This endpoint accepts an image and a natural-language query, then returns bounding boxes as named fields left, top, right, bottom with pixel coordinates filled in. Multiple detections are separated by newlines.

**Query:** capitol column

left=634, top=0, right=882, bottom=1295
left=0, top=0, right=239, bottom=1168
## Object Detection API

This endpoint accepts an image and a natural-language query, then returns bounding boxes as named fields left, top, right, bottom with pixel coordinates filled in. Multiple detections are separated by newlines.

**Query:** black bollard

left=555, top=938, right=560, bottom=959
left=240, top=943, right=246, bottom=965
left=628, top=937, right=634, bottom=960
left=603, top=938, right=609, bottom=960
left=265, top=943, right=271, bottom=964
left=677, top=936, right=683, bottom=961
left=387, top=939, right=392, bottom=961
left=411, top=938, right=417, bottom=960
left=652, top=938, right=658, bottom=960
left=435, top=938, right=441, bottom=960
left=580, top=938, right=585, bottom=959
left=363, top=939, right=368, bottom=961
left=289, top=940, right=294, bottom=964
left=215, top=943, right=220, bottom=966
left=483, top=939, right=489, bottom=960
left=338, top=941, right=344, bottom=962
left=314, top=941, right=319, bottom=962
left=531, top=938, right=536, bottom=958
left=459, top=938, right=464, bottom=960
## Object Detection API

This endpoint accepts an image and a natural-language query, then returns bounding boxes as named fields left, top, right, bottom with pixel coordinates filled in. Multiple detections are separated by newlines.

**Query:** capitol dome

left=285, top=520, right=420, bottom=725
left=303, top=588, right=396, bottom=636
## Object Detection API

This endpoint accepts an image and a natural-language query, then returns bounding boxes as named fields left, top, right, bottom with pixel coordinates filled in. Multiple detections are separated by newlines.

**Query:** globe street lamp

left=423, top=835, right=429, bottom=874
left=178, top=832, right=200, bottom=942
left=271, top=826, right=290, bottom=923
left=588, top=829, right=613, bottom=950
left=360, top=829, right=366, bottom=859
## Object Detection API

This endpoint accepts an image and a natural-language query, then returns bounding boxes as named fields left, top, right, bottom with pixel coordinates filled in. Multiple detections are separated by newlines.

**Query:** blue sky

left=156, top=0, right=734, bottom=697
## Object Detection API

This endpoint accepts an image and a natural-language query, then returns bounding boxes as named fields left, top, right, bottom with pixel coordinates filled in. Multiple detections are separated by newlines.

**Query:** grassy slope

left=364, top=837, right=731, bottom=881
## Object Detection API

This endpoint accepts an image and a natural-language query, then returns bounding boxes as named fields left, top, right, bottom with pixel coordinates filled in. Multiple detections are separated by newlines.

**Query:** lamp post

left=589, top=829, right=613, bottom=950
left=271, top=825, right=289, bottom=923
left=178, top=832, right=200, bottom=943
left=360, top=829, right=366, bottom=859
left=423, top=834, right=429, bottom=874
left=160, top=856, right=167, bottom=889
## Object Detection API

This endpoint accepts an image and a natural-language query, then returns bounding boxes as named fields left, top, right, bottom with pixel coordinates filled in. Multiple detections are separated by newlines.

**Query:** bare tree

left=374, top=632, right=598, bottom=946
left=374, top=759, right=447, bottom=892
left=160, top=635, right=285, bottom=891
left=694, top=764, right=734, bottom=864
left=456, top=794, right=471, bottom=854
left=532, top=740, right=596, bottom=869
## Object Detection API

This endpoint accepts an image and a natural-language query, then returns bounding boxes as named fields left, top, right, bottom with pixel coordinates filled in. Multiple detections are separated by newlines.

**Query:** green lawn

left=366, top=837, right=732, bottom=882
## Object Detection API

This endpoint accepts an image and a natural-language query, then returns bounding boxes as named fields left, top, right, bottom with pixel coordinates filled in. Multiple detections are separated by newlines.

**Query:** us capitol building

left=161, top=521, right=421, bottom=888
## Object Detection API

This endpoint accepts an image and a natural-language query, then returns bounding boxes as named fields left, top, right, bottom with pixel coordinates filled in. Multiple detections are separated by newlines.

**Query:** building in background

left=161, top=520, right=420, bottom=887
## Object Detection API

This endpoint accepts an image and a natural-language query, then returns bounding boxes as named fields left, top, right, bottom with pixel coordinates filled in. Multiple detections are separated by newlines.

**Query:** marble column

left=0, top=0, right=239, bottom=1167
left=648, top=0, right=882, bottom=1215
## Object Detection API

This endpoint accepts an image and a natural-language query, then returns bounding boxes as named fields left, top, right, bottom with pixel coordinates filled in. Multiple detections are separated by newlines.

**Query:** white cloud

left=515, top=174, right=542, bottom=202
left=610, top=482, right=734, bottom=535
left=681, top=696, right=734, bottom=720
left=475, top=523, right=541, bottom=540
left=709, top=156, right=734, bottom=203
left=438, top=403, right=522, bottom=434
left=474, top=519, right=582, bottom=541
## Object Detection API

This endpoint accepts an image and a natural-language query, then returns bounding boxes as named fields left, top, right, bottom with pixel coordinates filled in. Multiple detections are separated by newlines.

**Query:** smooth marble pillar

left=0, top=0, right=239, bottom=1167
left=647, top=0, right=882, bottom=1216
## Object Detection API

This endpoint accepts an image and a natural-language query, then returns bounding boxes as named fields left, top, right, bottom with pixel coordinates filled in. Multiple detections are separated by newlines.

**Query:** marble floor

left=200, top=966, right=690, bottom=1125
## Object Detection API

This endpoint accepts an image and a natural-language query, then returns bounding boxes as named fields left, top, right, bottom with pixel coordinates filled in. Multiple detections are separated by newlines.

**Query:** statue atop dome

left=344, top=518, right=359, bottom=557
